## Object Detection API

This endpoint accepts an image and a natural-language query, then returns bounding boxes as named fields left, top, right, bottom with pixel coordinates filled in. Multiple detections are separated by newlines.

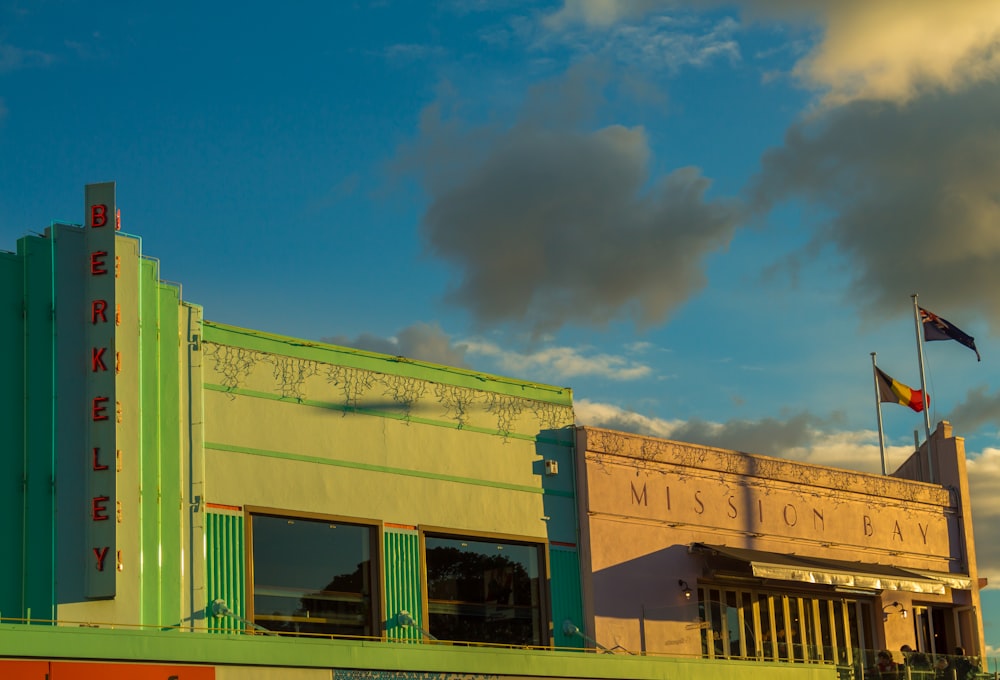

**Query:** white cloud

left=576, top=398, right=683, bottom=437
left=543, top=1, right=670, bottom=30
left=541, top=7, right=740, bottom=72
left=0, top=42, right=55, bottom=72
left=783, top=0, right=1000, bottom=105
left=967, top=449, right=1000, bottom=585
left=464, top=341, right=653, bottom=382
left=545, top=1, right=1000, bottom=104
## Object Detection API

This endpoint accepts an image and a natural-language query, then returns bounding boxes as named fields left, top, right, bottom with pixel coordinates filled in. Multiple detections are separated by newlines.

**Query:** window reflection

left=700, top=586, right=874, bottom=670
left=425, top=535, right=544, bottom=646
left=250, top=513, right=375, bottom=638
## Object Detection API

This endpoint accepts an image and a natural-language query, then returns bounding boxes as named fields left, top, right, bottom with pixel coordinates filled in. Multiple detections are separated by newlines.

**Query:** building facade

left=0, top=182, right=585, bottom=643
left=1, top=182, right=980, bottom=679
left=574, top=423, right=983, bottom=676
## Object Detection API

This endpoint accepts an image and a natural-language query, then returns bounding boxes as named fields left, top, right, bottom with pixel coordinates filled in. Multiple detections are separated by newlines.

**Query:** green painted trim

left=139, top=257, right=161, bottom=626
left=548, top=548, right=584, bottom=649
left=157, top=282, right=183, bottom=628
left=203, top=383, right=575, bottom=448
left=202, top=322, right=573, bottom=406
left=204, top=442, right=575, bottom=499
left=383, top=530, right=422, bottom=641
left=206, top=513, right=245, bottom=633
left=0, top=624, right=840, bottom=680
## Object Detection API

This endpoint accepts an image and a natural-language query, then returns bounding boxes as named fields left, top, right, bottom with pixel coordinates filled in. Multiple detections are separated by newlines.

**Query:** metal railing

left=838, top=649, right=993, bottom=680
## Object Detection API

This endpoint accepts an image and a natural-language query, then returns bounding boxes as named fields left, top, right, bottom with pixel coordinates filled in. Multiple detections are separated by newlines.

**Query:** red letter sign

left=92, top=496, right=110, bottom=521
left=90, top=250, right=108, bottom=275
left=91, top=300, right=108, bottom=324
left=91, top=204, right=108, bottom=228
left=92, top=447, right=109, bottom=471
left=92, top=396, right=109, bottom=421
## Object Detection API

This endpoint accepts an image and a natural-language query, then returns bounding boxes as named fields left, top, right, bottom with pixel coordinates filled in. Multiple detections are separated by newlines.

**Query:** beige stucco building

left=574, top=421, right=982, bottom=675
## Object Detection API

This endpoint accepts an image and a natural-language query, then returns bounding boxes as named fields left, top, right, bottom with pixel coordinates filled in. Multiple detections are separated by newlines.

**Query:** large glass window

left=249, top=511, right=377, bottom=638
left=700, top=585, right=872, bottom=671
left=424, top=534, right=546, bottom=646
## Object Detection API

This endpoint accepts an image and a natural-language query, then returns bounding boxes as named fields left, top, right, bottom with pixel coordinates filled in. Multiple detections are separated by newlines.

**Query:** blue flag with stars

left=919, top=307, right=981, bottom=361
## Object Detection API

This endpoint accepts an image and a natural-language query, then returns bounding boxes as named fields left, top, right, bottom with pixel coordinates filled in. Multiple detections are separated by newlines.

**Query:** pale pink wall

left=575, top=424, right=983, bottom=657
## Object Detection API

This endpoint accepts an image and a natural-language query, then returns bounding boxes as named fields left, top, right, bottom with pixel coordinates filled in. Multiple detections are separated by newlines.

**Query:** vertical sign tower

left=84, top=182, right=118, bottom=598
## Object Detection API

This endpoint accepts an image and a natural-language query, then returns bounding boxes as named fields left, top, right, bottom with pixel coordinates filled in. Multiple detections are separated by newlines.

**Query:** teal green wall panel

left=136, top=257, right=186, bottom=628
left=206, top=512, right=245, bottom=633
left=0, top=253, right=25, bottom=618
left=21, top=236, right=56, bottom=621
left=549, top=547, right=583, bottom=649
left=52, top=226, right=89, bottom=607
left=158, top=281, right=183, bottom=627
left=382, top=529, right=421, bottom=641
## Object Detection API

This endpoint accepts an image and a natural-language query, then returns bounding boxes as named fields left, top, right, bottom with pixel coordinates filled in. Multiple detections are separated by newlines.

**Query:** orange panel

left=0, top=660, right=50, bottom=679
left=51, top=660, right=215, bottom=679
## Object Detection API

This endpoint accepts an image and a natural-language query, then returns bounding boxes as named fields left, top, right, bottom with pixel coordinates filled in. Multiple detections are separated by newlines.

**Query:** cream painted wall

left=201, top=337, right=574, bottom=540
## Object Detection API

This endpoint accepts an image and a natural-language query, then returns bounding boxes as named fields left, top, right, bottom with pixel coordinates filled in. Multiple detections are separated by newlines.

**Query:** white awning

left=909, top=569, right=972, bottom=591
left=692, top=543, right=963, bottom=595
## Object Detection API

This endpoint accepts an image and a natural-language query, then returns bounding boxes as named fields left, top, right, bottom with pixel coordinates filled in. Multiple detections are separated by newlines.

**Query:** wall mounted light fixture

left=882, top=601, right=908, bottom=621
left=211, top=599, right=276, bottom=635
left=563, top=620, right=632, bottom=654
left=678, top=579, right=692, bottom=600
left=396, top=610, right=438, bottom=640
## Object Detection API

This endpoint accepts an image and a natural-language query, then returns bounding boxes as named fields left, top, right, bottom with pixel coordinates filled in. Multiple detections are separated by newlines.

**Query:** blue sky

left=4, top=0, right=1000, bottom=657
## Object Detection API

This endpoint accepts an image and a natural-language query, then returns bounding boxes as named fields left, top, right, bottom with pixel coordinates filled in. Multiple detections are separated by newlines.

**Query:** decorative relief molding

left=584, top=427, right=949, bottom=513
left=203, top=342, right=574, bottom=437
left=433, top=383, right=481, bottom=430
left=203, top=344, right=265, bottom=394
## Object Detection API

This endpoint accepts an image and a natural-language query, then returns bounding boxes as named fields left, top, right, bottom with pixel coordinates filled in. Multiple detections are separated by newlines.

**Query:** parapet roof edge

left=202, top=320, right=574, bottom=406
left=576, top=424, right=948, bottom=493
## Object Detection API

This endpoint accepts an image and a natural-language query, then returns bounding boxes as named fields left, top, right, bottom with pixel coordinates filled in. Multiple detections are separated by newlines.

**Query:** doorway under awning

left=691, top=543, right=966, bottom=595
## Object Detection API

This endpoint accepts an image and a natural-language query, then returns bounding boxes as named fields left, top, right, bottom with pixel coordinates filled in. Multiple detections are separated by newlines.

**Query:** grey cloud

left=322, top=322, right=469, bottom=368
left=402, top=70, right=744, bottom=334
left=948, top=386, right=1000, bottom=433
left=663, top=412, right=832, bottom=456
left=752, top=81, right=1000, bottom=328
left=580, top=399, right=833, bottom=458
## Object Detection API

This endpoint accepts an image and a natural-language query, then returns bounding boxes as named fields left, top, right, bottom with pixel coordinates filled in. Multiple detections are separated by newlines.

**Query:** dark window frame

left=419, top=526, right=551, bottom=648
left=245, top=507, right=383, bottom=639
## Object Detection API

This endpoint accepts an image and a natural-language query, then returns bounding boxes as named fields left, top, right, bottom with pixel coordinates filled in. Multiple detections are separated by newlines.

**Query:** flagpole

left=871, top=352, right=887, bottom=475
left=911, top=294, right=934, bottom=482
